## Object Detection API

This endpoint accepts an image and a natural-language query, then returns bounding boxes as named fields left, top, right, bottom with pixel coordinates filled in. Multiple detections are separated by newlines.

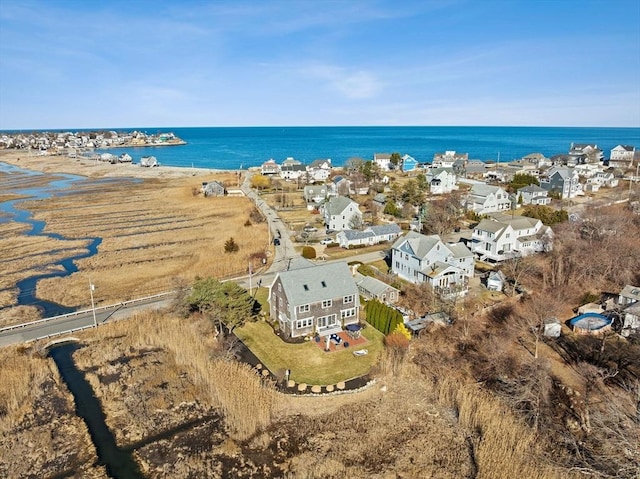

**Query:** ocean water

left=99, top=126, right=638, bottom=170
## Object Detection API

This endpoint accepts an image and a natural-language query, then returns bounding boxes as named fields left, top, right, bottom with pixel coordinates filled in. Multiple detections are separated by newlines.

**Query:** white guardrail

left=0, top=291, right=174, bottom=334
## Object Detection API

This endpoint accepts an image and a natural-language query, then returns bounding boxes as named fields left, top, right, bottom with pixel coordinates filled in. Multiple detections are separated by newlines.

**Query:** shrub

left=385, top=331, right=410, bottom=350
left=302, top=246, right=316, bottom=259
left=224, top=237, right=240, bottom=253
left=244, top=219, right=252, bottom=227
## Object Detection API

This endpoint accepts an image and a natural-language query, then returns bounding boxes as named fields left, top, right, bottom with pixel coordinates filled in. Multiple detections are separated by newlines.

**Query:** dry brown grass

left=74, top=310, right=278, bottom=440
left=0, top=344, right=102, bottom=478
left=1, top=158, right=270, bottom=318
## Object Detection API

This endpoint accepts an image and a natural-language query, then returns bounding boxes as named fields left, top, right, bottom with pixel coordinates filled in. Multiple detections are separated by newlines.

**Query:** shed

left=486, top=270, right=506, bottom=292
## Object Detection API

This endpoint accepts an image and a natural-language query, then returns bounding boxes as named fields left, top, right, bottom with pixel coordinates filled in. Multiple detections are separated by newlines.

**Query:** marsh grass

left=80, top=311, right=278, bottom=439
left=0, top=345, right=52, bottom=431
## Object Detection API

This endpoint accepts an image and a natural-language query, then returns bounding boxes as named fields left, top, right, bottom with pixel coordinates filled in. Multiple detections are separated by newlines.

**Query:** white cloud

left=305, top=64, right=382, bottom=99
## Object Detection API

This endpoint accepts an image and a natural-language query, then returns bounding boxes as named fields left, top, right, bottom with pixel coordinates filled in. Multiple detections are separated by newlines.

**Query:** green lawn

left=235, top=321, right=384, bottom=385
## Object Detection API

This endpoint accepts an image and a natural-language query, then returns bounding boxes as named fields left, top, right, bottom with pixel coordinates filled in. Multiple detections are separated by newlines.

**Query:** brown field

left=0, top=309, right=594, bottom=478
left=0, top=150, right=269, bottom=324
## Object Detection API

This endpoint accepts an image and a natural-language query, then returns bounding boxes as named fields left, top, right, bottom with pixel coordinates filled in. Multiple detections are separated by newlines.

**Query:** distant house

left=522, top=152, right=551, bottom=168
left=570, top=143, right=604, bottom=163
left=539, top=167, right=581, bottom=199
left=373, top=153, right=392, bottom=171
left=261, top=159, right=280, bottom=176
left=307, top=158, right=332, bottom=182
left=303, top=185, right=329, bottom=205
left=471, top=214, right=553, bottom=262
left=517, top=184, right=551, bottom=206
left=486, top=270, right=506, bottom=292
left=140, top=156, right=158, bottom=167
left=336, top=223, right=402, bottom=249
left=609, top=145, right=635, bottom=168
left=466, top=184, right=512, bottom=214
left=280, top=164, right=307, bottom=180
left=118, top=153, right=132, bottom=163
left=322, top=196, right=362, bottom=231
left=391, top=231, right=474, bottom=296
left=354, top=272, right=399, bottom=304
left=331, top=175, right=351, bottom=196
left=592, top=171, right=619, bottom=188
left=401, top=154, right=419, bottom=172
left=201, top=180, right=226, bottom=197
left=426, top=167, right=457, bottom=194
left=433, top=151, right=468, bottom=168
left=269, top=261, right=360, bottom=338
left=618, top=284, right=640, bottom=307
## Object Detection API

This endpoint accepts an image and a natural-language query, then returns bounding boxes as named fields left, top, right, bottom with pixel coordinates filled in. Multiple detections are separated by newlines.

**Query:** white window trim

left=321, top=299, right=332, bottom=309
left=298, top=304, right=310, bottom=313
left=343, top=294, right=354, bottom=304
left=295, top=317, right=313, bottom=329
left=341, top=308, right=356, bottom=319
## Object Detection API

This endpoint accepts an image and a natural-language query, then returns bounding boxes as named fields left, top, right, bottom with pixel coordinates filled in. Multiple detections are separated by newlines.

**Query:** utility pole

left=89, top=279, right=97, bottom=327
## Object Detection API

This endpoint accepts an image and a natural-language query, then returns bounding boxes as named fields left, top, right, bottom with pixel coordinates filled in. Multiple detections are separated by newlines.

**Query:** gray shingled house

left=269, top=260, right=360, bottom=338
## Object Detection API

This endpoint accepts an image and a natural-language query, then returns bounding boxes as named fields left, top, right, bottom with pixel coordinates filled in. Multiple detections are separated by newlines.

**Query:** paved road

left=0, top=295, right=172, bottom=347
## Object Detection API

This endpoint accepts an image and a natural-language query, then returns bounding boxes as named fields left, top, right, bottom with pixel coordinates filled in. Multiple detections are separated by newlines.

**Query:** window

left=343, top=294, right=354, bottom=304
left=322, top=299, right=332, bottom=308
left=341, top=308, right=356, bottom=319
left=505, top=233, right=510, bottom=239
left=296, top=318, right=313, bottom=329
left=298, top=304, right=310, bottom=313
left=321, top=281, right=327, bottom=288
left=303, top=284, right=309, bottom=291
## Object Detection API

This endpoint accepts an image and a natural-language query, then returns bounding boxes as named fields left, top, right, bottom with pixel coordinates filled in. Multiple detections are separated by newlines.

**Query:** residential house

left=592, top=171, right=619, bottom=188
left=426, top=167, right=457, bottom=194
left=354, top=272, right=399, bottom=304
left=609, top=145, right=635, bottom=168
left=261, top=159, right=280, bottom=176
left=483, top=167, right=513, bottom=183
left=280, top=164, right=307, bottom=180
left=522, top=152, right=551, bottom=168
left=201, top=180, right=226, bottom=197
left=466, top=184, right=512, bottom=214
left=570, top=143, right=604, bottom=163
left=617, top=284, right=640, bottom=337
left=323, top=196, right=362, bottom=231
left=331, top=175, right=351, bottom=197
left=517, top=184, right=551, bottom=206
left=539, top=167, right=581, bottom=199
left=401, top=154, right=419, bottom=172
left=433, top=151, right=468, bottom=168
left=303, top=185, right=329, bottom=206
left=463, top=159, right=488, bottom=178
left=139, top=156, right=158, bottom=167
left=307, top=158, right=332, bottom=182
left=373, top=153, right=392, bottom=171
left=618, top=284, right=640, bottom=307
left=486, top=270, right=506, bottom=292
left=391, top=231, right=474, bottom=296
left=269, top=261, right=360, bottom=338
left=336, top=223, right=402, bottom=249
left=471, top=214, right=553, bottom=262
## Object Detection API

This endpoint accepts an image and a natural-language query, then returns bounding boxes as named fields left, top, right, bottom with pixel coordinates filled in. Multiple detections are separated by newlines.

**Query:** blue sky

left=1, top=0, right=639, bottom=129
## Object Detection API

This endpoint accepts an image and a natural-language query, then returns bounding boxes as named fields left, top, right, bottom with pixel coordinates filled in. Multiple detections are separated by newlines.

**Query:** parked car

left=320, top=237, right=334, bottom=245
left=303, top=225, right=318, bottom=232
left=273, top=238, right=280, bottom=246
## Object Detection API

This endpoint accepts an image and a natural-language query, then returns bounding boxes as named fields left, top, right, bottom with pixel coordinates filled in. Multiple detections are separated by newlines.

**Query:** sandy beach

left=0, top=149, right=233, bottom=179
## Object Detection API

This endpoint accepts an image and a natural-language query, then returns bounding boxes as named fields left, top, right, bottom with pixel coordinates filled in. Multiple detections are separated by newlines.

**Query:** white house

left=303, top=185, right=330, bottom=206
left=592, top=171, right=619, bottom=188
left=336, top=223, right=402, bottom=249
left=570, top=143, right=604, bottom=163
left=466, top=184, right=512, bottom=214
left=426, top=167, right=457, bottom=194
left=307, top=159, right=332, bottom=182
left=261, top=159, right=280, bottom=176
left=471, top=214, right=553, bottom=262
left=323, top=196, right=362, bottom=231
left=433, top=151, right=468, bottom=168
left=373, top=153, right=392, bottom=171
left=391, top=231, right=474, bottom=296
left=610, top=145, right=635, bottom=168
left=517, top=185, right=551, bottom=206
